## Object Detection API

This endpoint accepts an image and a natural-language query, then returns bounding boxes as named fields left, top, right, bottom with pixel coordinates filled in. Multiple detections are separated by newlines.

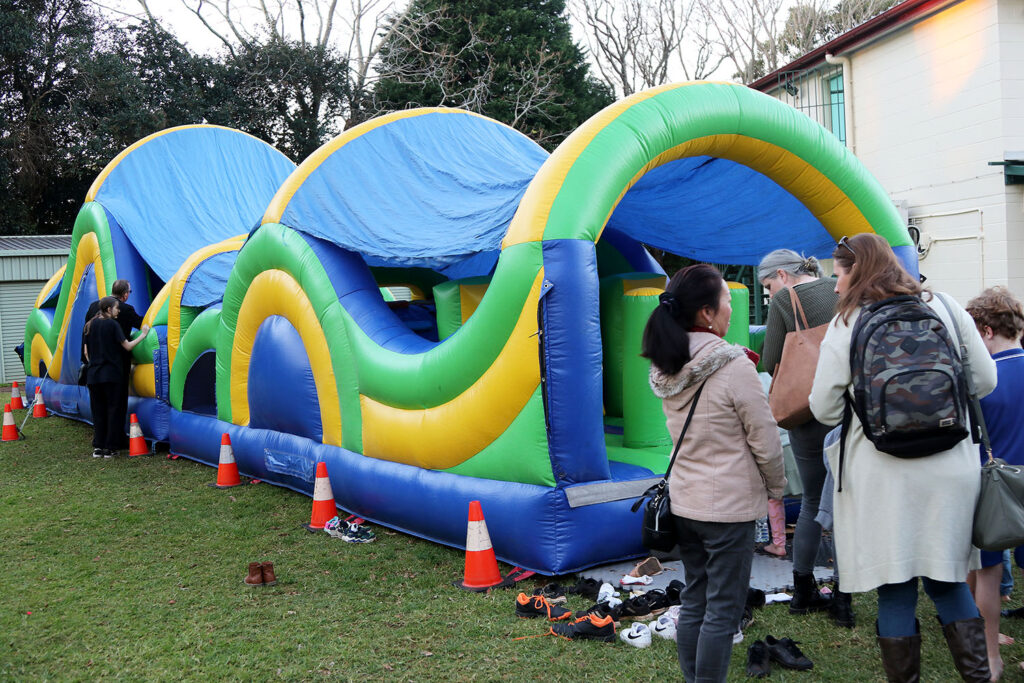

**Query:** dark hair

left=641, top=264, right=724, bottom=375
left=833, top=234, right=922, bottom=323
left=84, top=296, right=119, bottom=335
left=967, top=286, right=1024, bottom=340
left=112, top=279, right=130, bottom=298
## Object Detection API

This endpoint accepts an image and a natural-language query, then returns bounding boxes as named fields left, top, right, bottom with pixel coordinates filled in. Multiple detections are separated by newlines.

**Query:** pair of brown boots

left=244, top=561, right=277, bottom=587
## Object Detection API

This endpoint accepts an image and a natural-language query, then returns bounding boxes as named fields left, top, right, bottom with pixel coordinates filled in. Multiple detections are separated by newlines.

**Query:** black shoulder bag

left=631, top=381, right=706, bottom=551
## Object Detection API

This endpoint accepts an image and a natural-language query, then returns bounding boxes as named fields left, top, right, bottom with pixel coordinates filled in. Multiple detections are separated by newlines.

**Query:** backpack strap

left=838, top=394, right=852, bottom=492
left=790, top=287, right=812, bottom=332
left=936, top=293, right=993, bottom=460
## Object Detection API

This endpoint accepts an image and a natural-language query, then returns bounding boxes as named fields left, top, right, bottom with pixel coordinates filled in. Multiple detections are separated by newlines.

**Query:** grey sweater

left=761, top=278, right=839, bottom=375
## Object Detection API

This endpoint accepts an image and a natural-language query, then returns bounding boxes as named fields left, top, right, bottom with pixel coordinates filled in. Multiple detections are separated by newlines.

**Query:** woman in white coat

left=809, top=234, right=996, bottom=683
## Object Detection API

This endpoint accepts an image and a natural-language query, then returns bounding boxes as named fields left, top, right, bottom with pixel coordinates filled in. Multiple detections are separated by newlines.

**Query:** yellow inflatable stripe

left=594, top=134, right=872, bottom=245
left=167, top=235, right=246, bottom=371
left=263, top=109, right=502, bottom=226
left=502, top=82, right=720, bottom=248
left=34, top=265, right=66, bottom=309
left=86, top=125, right=274, bottom=201
left=359, top=270, right=544, bottom=469
left=132, top=363, right=156, bottom=398
left=50, top=232, right=106, bottom=378
left=142, top=281, right=172, bottom=328
left=622, top=277, right=666, bottom=294
left=230, top=269, right=342, bottom=446
left=30, top=334, right=52, bottom=378
left=459, top=283, right=489, bottom=324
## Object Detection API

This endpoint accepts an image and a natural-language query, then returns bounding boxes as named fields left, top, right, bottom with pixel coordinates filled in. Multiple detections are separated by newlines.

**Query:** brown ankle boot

left=244, top=562, right=263, bottom=586
left=941, top=617, right=991, bottom=682
left=877, top=631, right=921, bottom=682
left=261, top=561, right=277, bottom=586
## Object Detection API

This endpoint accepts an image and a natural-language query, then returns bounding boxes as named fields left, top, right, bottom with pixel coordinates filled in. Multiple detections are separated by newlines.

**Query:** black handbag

left=937, top=295, right=1024, bottom=551
left=77, top=361, right=89, bottom=386
left=632, top=381, right=706, bottom=551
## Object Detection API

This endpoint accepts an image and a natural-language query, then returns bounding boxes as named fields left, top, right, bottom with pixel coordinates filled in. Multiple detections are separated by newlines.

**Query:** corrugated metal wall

left=0, top=281, right=46, bottom=383
left=0, top=255, right=66, bottom=282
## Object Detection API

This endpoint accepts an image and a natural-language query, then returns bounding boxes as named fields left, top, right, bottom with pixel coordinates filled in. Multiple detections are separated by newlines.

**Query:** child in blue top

left=966, top=286, right=1024, bottom=681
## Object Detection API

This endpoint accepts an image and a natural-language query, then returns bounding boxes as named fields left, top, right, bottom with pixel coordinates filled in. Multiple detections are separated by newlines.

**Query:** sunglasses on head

left=838, top=236, right=856, bottom=257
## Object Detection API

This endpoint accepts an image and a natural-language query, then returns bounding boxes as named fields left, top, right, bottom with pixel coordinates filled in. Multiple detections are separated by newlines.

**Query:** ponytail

left=642, top=264, right=725, bottom=375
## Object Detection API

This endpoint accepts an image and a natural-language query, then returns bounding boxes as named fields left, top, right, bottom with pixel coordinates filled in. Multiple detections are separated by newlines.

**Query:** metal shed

left=0, top=235, right=71, bottom=384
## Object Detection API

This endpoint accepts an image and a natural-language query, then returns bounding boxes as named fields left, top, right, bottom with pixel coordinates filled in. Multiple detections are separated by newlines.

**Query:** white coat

left=809, top=293, right=996, bottom=593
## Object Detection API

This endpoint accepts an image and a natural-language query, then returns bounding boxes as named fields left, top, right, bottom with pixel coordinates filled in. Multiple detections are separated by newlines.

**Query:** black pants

left=111, top=361, right=132, bottom=449
left=89, top=381, right=121, bottom=451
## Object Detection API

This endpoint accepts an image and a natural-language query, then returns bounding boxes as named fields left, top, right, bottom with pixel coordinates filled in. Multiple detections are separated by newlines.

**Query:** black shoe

left=643, top=588, right=672, bottom=615
left=1002, top=606, right=1024, bottom=619
left=765, top=634, right=813, bottom=670
left=576, top=601, right=622, bottom=629
left=567, top=577, right=601, bottom=601
left=740, top=605, right=754, bottom=631
left=746, top=640, right=771, bottom=678
left=830, top=590, right=855, bottom=628
left=532, top=583, right=567, bottom=605
left=747, top=587, right=767, bottom=609
left=789, top=572, right=831, bottom=614
left=666, top=579, right=685, bottom=605
left=515, top=592, right=572, bottom=621
left=551, top=612, right=616, bottom=642
left=616, top=595, right=653, bottom=621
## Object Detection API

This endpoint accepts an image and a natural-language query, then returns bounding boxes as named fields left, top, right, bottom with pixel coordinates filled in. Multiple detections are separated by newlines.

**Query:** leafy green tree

left=374, top=0, right=613, bottom=147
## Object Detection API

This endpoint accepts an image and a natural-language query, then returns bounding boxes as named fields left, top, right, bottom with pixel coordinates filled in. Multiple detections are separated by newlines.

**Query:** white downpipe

left=825, top=53, right=855, bottom=154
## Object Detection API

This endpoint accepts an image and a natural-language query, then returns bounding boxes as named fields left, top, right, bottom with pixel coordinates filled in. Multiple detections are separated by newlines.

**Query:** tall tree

left=570, top=0, right=723, bottom=98
left=373, top=0, right=613, bottom=148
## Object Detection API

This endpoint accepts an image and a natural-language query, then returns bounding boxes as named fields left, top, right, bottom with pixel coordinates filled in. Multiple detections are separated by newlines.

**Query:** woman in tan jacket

left=643, top=264, right=786, bottom=683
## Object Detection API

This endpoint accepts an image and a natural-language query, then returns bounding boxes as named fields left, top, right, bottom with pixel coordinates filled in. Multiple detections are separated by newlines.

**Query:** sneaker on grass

left=92, top=448, right=104, bottom=458
left=341, top=522, right=376, bottom=543
left=531, top=583, right=567, bottom=605
left=619, top=623, right=652, bottom=648
left=515, top=592, right=573, bottom=621
left=650, top=614, right=676, bottom=641
left=323, top=516, right=345, bottom=539
left=551, top=613, right=616, bottom=642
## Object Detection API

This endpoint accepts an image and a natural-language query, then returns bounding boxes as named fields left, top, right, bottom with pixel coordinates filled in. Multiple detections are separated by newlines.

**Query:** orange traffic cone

left=9, top=381, right=24, bottom=410
left=304, top=462, right=337, bottom=531
left=454, top=500, right=504, bottom=592
left=2, top=404, right=20, bottom=442
left=127, top=413, right=150, bottom=456
left=32, top=387, right=48, bottom=418
left=209, top=433, right=242, bottom=488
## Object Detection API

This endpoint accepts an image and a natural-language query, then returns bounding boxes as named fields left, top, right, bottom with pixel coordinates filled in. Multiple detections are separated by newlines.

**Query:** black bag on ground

left=632, top=381, right=706, bottom=552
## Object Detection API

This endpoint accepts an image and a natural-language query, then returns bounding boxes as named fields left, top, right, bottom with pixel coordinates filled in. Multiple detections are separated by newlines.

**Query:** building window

left=828, top=74, right=846, bottom=146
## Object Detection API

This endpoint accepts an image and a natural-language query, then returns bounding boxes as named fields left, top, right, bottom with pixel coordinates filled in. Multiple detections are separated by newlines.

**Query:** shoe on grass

left=666, top=579, right=685, bottom=605
left=341, top=522, right=376, bottom=543
left=532, top=583, right=567, bottom=605
left=616, top=595, right=654, bottom=621
left=515, top=592, right=573, bottom=621
left=765, top=634, right=813, bottom=670
left=650, top=614, right=676, bottom=641
left=102, top=449, right=114, bottom=458
left=643, top=588, right=672, bottom=615
left=92, top=448, right=104, bottom=458
left=597, top=582, right=620, bottom=604
left=551, top=612, right=616, bottom=642
left=567, top=577, right=601, bottom=601
left=323, top=516, right=345, bottom=539
left=619, top=623, right=652, bottom=648
left=577, top=601, right=621, bottom=629
left=746, top=640, right=771, bottom=678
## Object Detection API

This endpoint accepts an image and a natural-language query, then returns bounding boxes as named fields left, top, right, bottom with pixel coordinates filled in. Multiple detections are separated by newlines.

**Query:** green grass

left=3, top=389, right=1024, bottom=680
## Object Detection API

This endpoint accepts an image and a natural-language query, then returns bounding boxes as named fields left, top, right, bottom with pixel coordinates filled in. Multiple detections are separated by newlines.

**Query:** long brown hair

left=83, top=296, right=119, bottom=335
left=833, top=234, right=922, bottom=323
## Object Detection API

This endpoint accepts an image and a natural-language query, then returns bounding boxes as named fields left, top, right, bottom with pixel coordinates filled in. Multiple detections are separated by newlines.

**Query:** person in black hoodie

left=84, top=279, right=146, bottom=449
left=83, top=296, right=149, bottom=457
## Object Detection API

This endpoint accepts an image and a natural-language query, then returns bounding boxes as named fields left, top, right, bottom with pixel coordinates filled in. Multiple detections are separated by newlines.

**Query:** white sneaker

left=650, top=614, right=677, bottom=641
left=732, top=630, right=744, bottom=645
left=620, top=622, right=652, bottom=648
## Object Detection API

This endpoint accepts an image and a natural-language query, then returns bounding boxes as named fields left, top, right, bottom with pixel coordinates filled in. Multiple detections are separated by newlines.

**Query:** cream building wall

left=846, top=0, right=1024, bottom=302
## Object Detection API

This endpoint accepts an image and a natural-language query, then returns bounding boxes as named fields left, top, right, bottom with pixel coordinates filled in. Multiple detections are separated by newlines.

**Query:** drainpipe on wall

left=825, top=53, right=855, bottom=154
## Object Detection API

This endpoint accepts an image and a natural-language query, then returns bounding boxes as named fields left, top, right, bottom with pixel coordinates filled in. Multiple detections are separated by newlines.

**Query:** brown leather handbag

left=768, top=288, right=829, bottom=429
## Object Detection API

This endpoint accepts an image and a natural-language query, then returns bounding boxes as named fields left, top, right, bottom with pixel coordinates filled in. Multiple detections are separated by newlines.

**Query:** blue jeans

left=673, top=517, right=755, bottom=683
left=876, top=577, right=980, bottom=637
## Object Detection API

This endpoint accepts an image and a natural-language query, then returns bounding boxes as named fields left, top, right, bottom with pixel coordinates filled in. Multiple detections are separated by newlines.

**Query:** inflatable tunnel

left=25, top=82, right=916, bottom=574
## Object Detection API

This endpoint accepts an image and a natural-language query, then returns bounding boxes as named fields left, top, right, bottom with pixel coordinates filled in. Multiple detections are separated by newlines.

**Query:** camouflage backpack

left=841, top=294, right=969, bottom=468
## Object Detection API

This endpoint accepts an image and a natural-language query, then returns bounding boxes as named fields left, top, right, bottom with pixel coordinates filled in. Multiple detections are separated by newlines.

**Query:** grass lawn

left=3, top=388, right=1024, bottom=680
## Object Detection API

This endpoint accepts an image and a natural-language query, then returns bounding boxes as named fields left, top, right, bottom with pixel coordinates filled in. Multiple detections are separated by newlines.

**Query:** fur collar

left=649, top=342, right=747, bottom=398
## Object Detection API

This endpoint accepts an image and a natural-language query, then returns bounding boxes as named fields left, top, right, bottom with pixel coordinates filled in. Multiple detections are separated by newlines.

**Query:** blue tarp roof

left=92, top=126, right=295, bottom=282
left=275, top=111, right=834, bottom=270
left=277, top=112, right=549, bottom=271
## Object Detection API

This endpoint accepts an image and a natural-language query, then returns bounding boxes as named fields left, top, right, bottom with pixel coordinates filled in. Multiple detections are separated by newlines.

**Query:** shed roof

left=0, top=235, right=72, bottom=256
